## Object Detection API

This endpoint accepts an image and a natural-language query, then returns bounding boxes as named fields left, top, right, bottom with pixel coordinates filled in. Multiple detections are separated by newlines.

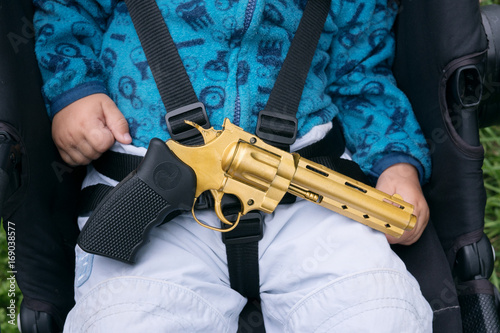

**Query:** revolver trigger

left=218, top=211, right=242, bottom=231
left=212, top=190, right=244, bottom=231
left=215, top=207, right=233, bottom=226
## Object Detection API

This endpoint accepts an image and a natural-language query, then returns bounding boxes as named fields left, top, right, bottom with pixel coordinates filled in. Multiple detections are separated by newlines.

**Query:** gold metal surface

left=166, top=119, right=416, bottom=236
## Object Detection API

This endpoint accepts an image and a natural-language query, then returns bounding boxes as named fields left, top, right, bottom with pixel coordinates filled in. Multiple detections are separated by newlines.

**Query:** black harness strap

left=93, top=151, right=143, bottom=182
left=79, top=185, right=112, bottom=216
left=125, top=0, right=209, bottom=145
left=257, top=0, right=332, bottom=150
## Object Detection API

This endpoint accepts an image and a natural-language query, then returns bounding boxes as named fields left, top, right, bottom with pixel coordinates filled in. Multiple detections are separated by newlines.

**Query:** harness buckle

left=165, top=102, right=210, bottom=142
left=256, top=110, right=298, bottom=146
left=222, top=211, right=263, bottom=245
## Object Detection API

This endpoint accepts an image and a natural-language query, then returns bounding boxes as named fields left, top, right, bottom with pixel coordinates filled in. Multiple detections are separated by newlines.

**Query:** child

left=33, top=0, right=433, bottom=331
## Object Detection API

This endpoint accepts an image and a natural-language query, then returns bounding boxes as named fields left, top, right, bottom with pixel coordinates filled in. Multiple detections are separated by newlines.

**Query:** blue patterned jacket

left=32, top=0, right=431, bottom=183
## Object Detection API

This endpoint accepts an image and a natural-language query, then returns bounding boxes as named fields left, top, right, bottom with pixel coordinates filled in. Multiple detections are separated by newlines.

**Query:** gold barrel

left=289, top=154, right=416, bottom=237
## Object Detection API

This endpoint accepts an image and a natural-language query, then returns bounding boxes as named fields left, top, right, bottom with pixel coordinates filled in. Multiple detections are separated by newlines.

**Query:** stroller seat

left=1, top=0, right=500, bottom=332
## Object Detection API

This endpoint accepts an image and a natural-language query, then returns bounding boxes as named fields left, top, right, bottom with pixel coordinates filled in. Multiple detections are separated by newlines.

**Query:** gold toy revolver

left=78, top=118, right=416, bottom=263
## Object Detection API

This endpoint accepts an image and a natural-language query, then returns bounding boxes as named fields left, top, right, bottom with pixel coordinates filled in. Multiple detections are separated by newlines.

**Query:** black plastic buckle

left=222, top=211, right=264, bottom=245
left=256, top=110, right=298, bottom=146
left=165, top=102, right=210, bottom=141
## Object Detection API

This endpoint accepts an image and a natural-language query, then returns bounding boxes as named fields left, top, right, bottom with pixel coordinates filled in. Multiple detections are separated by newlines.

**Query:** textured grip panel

left=78, top=138, right=196, bottom=263
left=78, top=174, right=171, bottom=263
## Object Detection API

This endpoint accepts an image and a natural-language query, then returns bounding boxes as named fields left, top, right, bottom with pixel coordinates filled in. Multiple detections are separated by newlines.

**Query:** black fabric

left=263, top=0, right=331, bottom=118
left=392, top=221, right=463, bottom=333
left=393, top=2, right=493, bottom=331
left=237, top=300, right=266, bottom=333
left=0, top=0, right=84, bottom=327
left=393, top=0, right=487, bottom=251
left=93, top=150, right=143, bottom=182
left=225, top=239, right=260, bottom=300
left=296, top=118, right=346, bottom=159
left=222, top=207, right=262, bottom=300
left=79, top=184, right=113, bottom=216
left=124, top=0, right=208, bottom=145
left=124, top=0, right=197, bottom=113
left=257, top=0, right=331, bottom=149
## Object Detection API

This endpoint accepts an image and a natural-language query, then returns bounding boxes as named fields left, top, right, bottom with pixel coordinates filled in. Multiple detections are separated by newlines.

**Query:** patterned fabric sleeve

left=32, top=0, right=114, bottom=118
left=327, top=0, right=431, bottom=183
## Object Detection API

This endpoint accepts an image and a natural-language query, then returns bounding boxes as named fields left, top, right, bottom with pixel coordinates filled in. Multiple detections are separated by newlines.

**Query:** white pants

left=64, top=131, right=433, bottom=332
left=66, top=198, right=432, bottom=332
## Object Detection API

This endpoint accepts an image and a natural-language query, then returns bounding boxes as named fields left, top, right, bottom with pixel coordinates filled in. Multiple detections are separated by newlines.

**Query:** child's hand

left=375, top=163, right=429, bottom=245
left=52, top=93, right=132, bottom=166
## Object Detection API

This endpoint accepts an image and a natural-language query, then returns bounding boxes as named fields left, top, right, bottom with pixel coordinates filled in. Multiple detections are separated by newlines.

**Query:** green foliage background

left=482, top=127, right=500, bottom=288
left=482, top=0, right=500, bottom=5
left=1, top=1, right=500, bottom=332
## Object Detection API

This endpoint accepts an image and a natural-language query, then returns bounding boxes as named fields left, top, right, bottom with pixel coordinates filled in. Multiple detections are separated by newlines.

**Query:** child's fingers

left=375, top=163, right=429, bottom=246
left=51, top=93, right=131, bottom=166
left=56, top=120, right=115, bottom=165
left=102, top=101, right=132, bottom=144
left=59, top=146, right=92, bottom=166
left=385, top=190, right=429, bottom=245
left=77, top=139, right=107, bottom=161
left=60, top=129, right=113, bottom=166
left=85, top=121, right=116, bottom=154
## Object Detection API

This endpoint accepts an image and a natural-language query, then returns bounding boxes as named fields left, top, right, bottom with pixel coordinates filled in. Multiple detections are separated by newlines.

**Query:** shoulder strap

left=125, top=0, right=209, bottom=145
left=124, top=0, right=331, bottom=150
left=257, top=0, right=331, bottom=150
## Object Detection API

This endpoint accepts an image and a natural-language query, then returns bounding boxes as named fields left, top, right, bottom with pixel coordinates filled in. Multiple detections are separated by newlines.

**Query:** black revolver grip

left=78, top=138, right=196, bottom=263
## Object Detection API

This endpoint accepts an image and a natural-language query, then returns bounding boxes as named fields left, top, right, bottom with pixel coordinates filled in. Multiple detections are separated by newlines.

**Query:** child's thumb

left=103, top=102, right=132, bottom=144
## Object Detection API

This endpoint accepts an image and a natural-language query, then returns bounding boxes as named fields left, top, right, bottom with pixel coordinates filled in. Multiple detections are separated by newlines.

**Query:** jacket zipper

left=234, top=0, right=257, bottom=126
